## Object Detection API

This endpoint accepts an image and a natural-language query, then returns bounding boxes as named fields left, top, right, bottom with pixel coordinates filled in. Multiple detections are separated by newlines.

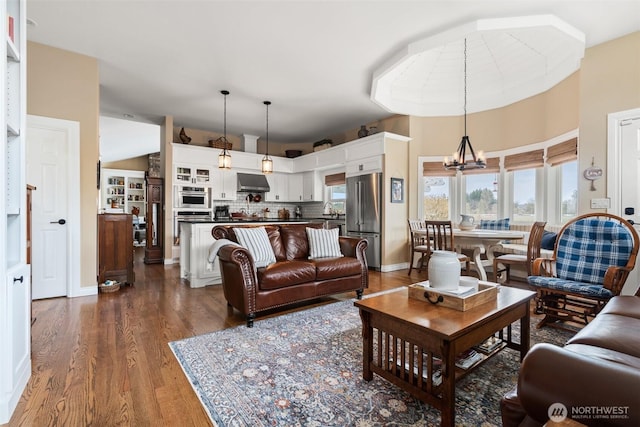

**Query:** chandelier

left=443, top=39, right=486, bottom=171
left=261, top=100, right=273, bottom=174
left=216, top=90, right=232, bottom=169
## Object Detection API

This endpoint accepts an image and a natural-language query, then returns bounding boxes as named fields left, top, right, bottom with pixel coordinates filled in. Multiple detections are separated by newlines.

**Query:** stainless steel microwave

left=174, top=186, right=210, bottom=209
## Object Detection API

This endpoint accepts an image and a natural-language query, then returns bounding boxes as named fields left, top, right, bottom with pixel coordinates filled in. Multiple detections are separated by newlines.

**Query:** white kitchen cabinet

left=179, top=222, right=221, bottom=288
left=288, top=174, right=304, bottom=202
left=174, top=163, right=212, bottom=186
left=265, top=172, right=289, bottom=202
left=346, top=155, right=383, bottom=177
left=1, top=1, right=30, bottom=423
left=302, top=170, right=323, bottom=201
left=101, top=168, right=146, bottom=215
left=210, top=168, right=237, bottom=200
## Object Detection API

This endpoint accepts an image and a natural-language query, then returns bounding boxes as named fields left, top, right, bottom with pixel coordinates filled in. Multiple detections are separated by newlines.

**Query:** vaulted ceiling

left=26, top=1, right=640, bottom=161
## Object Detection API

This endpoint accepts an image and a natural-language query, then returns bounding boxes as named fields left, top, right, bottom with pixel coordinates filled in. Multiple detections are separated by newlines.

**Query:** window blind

left=324, top=172, right=346, bottom=186
left=504, top=149, right=544, bottom=171
left=423, top=161, right=457, bottom=177
left=547, top=138, right=578, bottom=166
left=461, top=157, right=500, bottom=175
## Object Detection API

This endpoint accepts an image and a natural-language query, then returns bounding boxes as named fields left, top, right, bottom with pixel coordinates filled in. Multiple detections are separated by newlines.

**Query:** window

left=559, top=161, right=578, bottom=223
left=512, top=169, right=536, bottom=222
left=327, top=184, right=346, bottom=213
left=464, top=173, right=497, bottom=220
left=418, top=133, right=578, bottom=226
left=423, top=176, right=450, bottom=220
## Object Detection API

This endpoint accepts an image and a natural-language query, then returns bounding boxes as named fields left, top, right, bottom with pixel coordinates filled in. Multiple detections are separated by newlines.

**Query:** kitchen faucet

left=323, top=201, right=334, bottom=215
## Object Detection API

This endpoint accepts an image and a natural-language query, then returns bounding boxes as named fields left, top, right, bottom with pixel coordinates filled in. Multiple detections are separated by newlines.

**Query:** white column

left=242, top=134, right=259, bottom=153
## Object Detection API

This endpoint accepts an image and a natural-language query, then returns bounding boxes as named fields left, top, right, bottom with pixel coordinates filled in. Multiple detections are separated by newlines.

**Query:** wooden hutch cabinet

left=144, top=177, right=164, bottom=264
left=97, top=213, right=135, bottom=284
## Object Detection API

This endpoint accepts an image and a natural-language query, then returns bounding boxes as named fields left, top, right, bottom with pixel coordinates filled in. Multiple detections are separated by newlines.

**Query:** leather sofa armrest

left=338, top=236, right=366, bottom=258
left=339, top=236, right=369, bottom=291
left=518, top=343, right=640, bottom=425
left=217, top=244, right=258, bottom=318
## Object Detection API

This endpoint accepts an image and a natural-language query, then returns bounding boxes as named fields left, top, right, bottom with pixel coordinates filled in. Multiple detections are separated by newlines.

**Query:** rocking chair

left=527, top=213, right=639, bottom=329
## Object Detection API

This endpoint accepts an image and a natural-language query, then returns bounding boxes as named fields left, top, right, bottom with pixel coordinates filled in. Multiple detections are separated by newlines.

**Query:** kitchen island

left=179, top=219, right=327, bottom=288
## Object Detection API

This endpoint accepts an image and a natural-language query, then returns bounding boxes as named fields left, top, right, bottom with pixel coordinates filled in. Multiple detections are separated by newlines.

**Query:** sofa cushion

left=233, top=226, right=276, bottom=268
left=566, top=312, right=640, bottom=358
left=540, top=230, right=557, bottom=250
left=599, top=295, right=640, bottom=319
left=314, top=257, right=362, bottom=280
left=479, top=218, right=510, bottom=230
left=306, top=227, right=343, bottom=259
left=280, top=223, right=322, bottom=260
left=564, top=343, right=640, bottom=370
left=258, top=260, right=317, bottom=290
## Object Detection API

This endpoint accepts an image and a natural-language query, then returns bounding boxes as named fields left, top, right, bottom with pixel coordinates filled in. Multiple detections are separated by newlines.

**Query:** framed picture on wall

left=391, top=177, right=404, bottom=203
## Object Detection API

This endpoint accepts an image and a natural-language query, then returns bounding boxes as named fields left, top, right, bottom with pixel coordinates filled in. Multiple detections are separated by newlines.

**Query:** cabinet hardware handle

left=13, top=276, right=24, bottom=284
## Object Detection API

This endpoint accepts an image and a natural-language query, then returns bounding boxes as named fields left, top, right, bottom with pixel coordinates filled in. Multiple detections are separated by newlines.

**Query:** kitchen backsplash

left=213, top=193, right=325, bottom=218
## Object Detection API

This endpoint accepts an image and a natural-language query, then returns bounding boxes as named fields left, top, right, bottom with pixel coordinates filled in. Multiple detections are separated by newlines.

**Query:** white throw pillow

left=306, top=227, right=343, bottom=259
left=233, top=227, right=276, bottom=268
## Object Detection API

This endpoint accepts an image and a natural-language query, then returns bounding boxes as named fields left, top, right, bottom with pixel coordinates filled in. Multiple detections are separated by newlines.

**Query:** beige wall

left=103, top=155, right=149, bottom=171
left=578, top=32, right=640, bottom=212
left=382, top=136, right=410, bottom=267
left=27, top=41, right=100, bottom=288
left=407, top=71, right=580, bottom=219
left=329, top=115, right=409, bottom=146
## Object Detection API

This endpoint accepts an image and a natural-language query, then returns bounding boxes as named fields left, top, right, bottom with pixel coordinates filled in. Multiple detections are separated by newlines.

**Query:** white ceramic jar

left=428, top=250, right=460, bottom=290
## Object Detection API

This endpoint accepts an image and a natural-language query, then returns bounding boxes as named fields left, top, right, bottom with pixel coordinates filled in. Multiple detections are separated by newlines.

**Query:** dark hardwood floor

left=9, top=248, right=419, bottom=426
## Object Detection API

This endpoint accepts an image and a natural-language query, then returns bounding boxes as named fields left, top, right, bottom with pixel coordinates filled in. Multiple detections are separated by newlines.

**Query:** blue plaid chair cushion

left=479, top=218, right=510, bottom=230
left=527, top=276, right=614, bottom=299
left=528, top=217, right=634, bottom=297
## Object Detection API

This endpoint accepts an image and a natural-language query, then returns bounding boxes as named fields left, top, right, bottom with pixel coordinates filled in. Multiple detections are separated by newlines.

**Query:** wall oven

left=174, top=186, right=210, bottom=209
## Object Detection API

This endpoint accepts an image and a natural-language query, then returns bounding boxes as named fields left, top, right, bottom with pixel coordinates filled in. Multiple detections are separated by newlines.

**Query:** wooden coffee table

left=354, top=285, right=535, bottom=427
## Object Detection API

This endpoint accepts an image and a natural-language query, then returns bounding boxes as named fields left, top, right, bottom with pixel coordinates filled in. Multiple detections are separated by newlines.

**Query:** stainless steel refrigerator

left=346, top=173, right=382, bottom=270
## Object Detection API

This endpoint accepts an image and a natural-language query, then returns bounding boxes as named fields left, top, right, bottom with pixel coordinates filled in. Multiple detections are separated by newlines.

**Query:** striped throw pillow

left=233, top=227, right=276, bottom=268
left=306, top=227, right=343, bottom=259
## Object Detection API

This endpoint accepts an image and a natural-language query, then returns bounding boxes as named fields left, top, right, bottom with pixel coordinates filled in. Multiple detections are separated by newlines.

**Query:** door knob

left=50, top=219, right=66, bottom=225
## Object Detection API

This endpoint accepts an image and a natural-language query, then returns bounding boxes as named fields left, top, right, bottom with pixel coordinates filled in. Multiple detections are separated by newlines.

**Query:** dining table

left=412, top=227, right=525, bottom=281
left=452, top=229, right=525, bottom=281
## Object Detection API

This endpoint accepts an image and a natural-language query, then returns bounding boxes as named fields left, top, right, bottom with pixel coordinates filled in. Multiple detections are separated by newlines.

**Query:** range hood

left=237, top=172, right=270, bottom=193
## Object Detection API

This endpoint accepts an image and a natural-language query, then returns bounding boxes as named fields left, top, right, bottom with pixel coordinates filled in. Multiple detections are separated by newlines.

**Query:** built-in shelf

left=6, top=37, right=19, bottom=61
left=1, top=1, right=31, bottom=423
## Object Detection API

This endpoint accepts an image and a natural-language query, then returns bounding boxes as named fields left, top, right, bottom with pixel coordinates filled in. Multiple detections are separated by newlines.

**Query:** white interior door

left=620, top=117, right=640, bottom=224
left=27, top=117, right=78, bottom=299
left=609, top=109, right=640, bottom=295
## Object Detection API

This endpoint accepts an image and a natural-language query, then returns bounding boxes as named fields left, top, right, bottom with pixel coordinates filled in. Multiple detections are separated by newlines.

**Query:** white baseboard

left=381, top=262, right=409, bottom=272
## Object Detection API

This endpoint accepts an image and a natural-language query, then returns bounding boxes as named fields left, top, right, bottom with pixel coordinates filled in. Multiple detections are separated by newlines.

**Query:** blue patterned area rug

left=169, top=296, right=573, bottom=427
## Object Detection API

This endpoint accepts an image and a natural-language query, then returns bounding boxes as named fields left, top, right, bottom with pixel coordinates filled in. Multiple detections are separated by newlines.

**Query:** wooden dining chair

left=424, top=220, right=470, bottom=275
left=408, top=219, right=430, bottom=275
left=493, top=221, right=547, bottom=283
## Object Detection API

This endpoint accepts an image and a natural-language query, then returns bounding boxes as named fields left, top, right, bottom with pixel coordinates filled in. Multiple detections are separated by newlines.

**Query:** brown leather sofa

left=212, top=223, right=368, bottom=327
left=501, top=294, right=640, bottom=427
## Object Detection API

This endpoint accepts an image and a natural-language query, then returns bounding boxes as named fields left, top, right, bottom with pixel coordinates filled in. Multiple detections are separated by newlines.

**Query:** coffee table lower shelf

left=355, top=286, right=535, bottom=427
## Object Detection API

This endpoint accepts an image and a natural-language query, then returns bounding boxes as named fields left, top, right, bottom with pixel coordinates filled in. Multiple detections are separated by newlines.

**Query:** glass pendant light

left=443, top=39, right=486, bottom=171
left=261, top=100, right=273, bottom=174
left=217, top=90, right=232, bottom=169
